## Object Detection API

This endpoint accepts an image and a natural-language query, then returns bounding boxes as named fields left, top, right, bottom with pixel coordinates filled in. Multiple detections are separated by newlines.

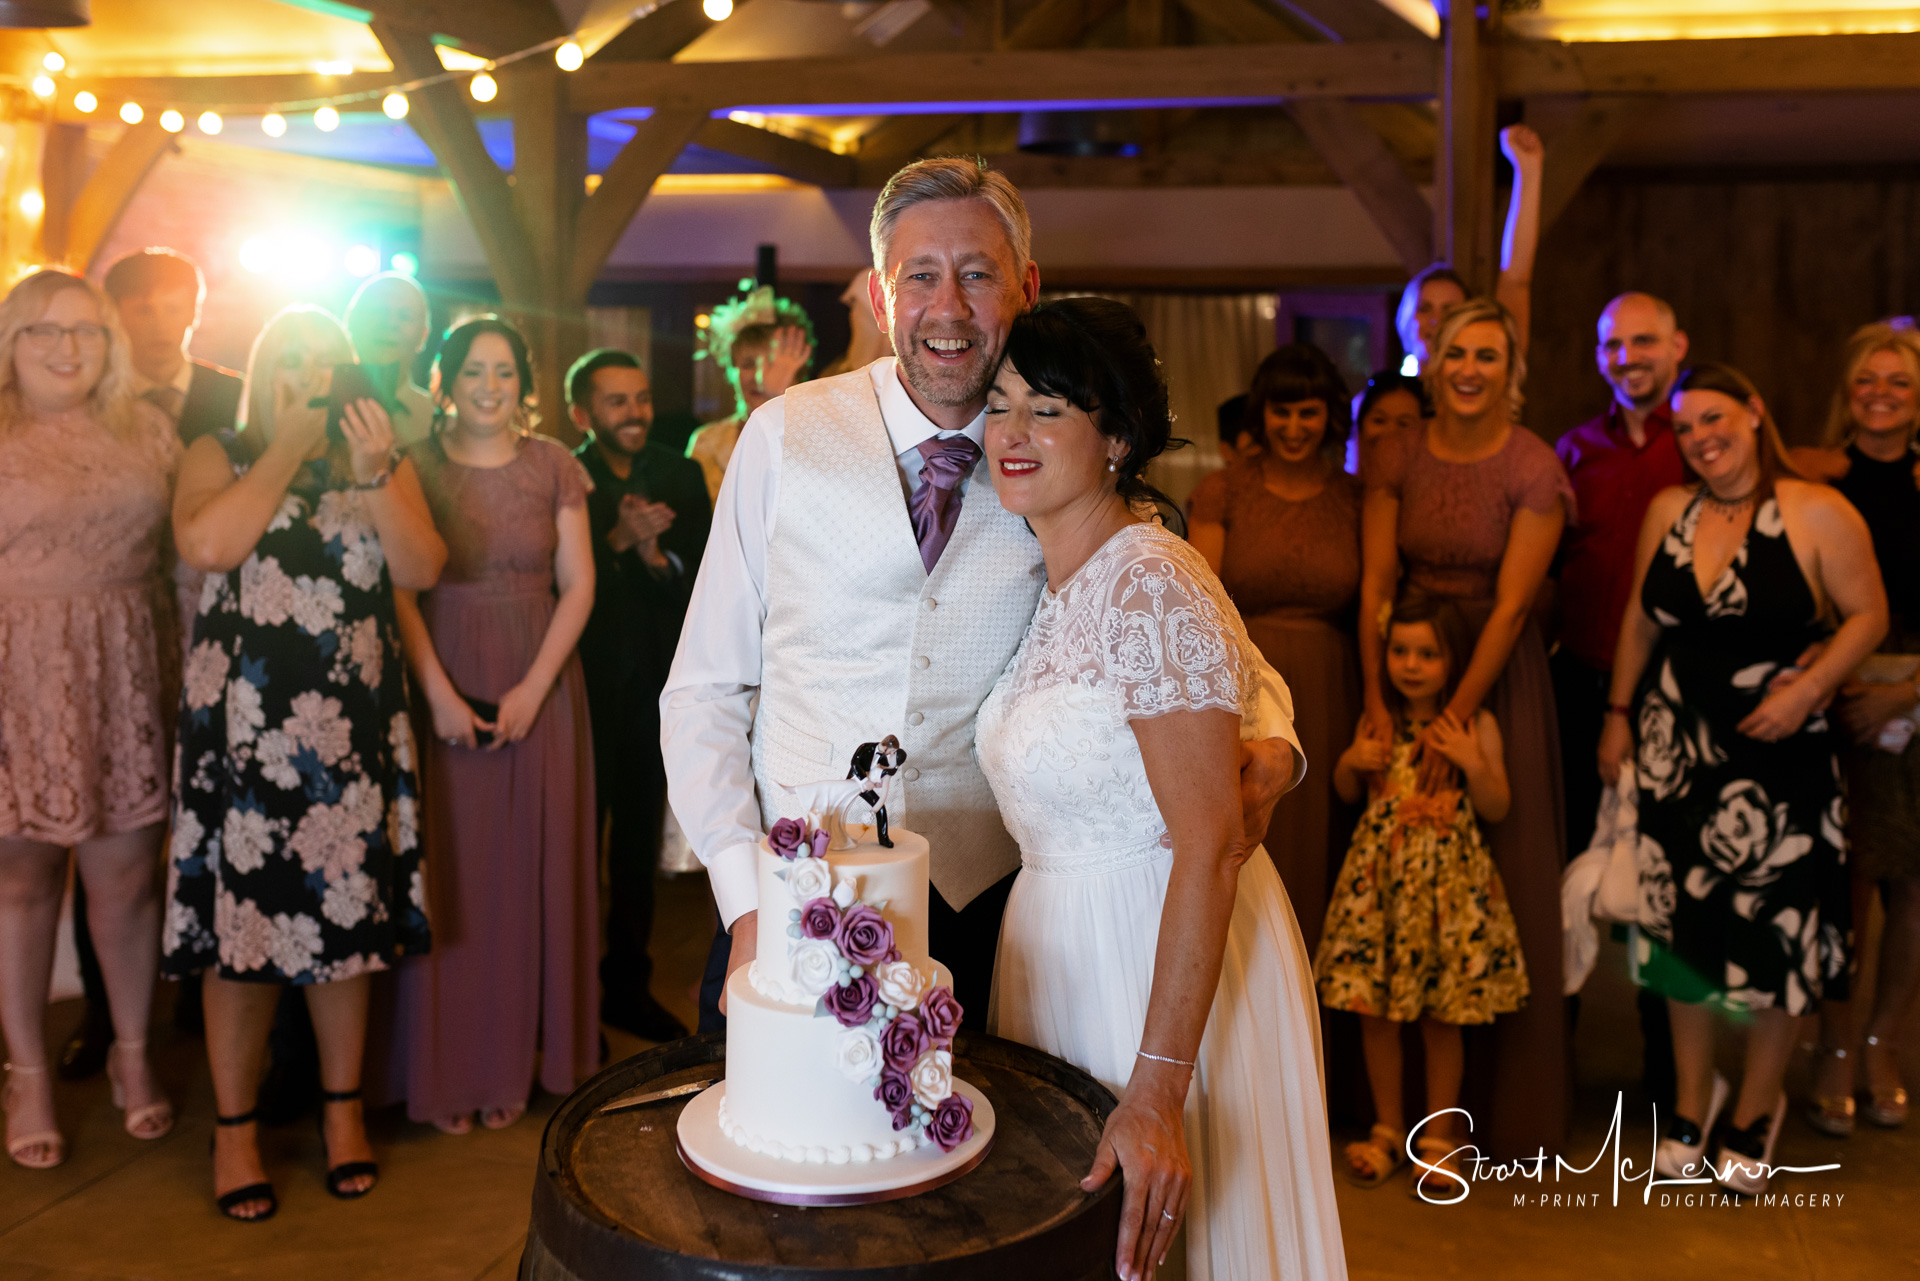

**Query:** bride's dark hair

left=1000, top=297, right=1187, bottom=498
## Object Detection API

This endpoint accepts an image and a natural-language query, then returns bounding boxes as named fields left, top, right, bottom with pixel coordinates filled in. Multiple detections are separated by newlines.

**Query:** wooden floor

left=1, top=867, right=1914, bottom=1280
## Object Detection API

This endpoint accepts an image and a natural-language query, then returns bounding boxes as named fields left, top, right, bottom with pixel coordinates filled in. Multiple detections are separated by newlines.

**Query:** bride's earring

left=1107, top=458, right=1117, bottom=473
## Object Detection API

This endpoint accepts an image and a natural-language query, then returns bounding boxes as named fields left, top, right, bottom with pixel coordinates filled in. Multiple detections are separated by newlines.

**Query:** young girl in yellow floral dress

left=1315, top=590, right=1529, bottom=1194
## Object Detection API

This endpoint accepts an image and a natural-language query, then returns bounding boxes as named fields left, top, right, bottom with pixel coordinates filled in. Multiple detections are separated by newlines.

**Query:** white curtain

left=1044, top=292, right=1278, bottom=506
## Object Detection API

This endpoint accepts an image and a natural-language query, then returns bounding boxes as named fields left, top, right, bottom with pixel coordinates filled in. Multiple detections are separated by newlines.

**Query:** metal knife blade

left=596, top=1078, right=718, bottom=1116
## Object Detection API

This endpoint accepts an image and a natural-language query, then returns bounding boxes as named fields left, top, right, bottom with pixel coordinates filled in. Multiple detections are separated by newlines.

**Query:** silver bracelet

left=1136, top=1049, right=1195, bottom=1068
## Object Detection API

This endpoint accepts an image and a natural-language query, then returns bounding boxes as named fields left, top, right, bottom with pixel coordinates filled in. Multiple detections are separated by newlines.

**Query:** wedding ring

left=1161, top=1210, right=1176, bottom=1221
left=445, top=737, right=458, bottom=745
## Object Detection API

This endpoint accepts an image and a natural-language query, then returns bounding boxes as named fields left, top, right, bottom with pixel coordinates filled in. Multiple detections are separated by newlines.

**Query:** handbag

left=1561, top=771, right=1673, bottom=992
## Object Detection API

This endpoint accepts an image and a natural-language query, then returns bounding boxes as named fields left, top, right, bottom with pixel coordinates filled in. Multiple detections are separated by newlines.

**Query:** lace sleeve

left=1097, top=535, right=1252, bottom=722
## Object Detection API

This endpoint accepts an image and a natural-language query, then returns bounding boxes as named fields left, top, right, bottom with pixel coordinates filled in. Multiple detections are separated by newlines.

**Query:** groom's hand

left=719, top=911, right=758, bottom=1015
left=1237, top=737, right=1294, bottom=845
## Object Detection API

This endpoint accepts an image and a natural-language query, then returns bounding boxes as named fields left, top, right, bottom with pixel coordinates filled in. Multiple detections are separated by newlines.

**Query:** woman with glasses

left=164, top=305, right=445, bottom=1219
left=0, top=271, right=179, bottom=1168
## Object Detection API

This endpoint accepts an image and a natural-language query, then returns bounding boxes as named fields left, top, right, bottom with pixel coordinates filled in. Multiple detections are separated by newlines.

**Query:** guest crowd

left=2, top=163, right=1916, bottom=1227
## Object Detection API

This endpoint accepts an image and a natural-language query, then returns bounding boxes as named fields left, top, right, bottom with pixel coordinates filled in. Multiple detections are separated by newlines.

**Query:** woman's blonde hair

left=1424, top=296, right=1526, bottom=423
left=236, top=304, right=352, bottom=459
left=0, top=269, right=136, bottom=440
left=1822, top=321, right=1920, bottom=448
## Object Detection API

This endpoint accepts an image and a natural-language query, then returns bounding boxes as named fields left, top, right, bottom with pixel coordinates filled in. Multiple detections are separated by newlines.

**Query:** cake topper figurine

left=775, top=736, right=909, bottom=850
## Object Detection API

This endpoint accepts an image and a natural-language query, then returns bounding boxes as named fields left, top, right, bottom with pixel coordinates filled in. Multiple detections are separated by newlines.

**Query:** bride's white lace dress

left=978, top=522, right=1346, bottom=1281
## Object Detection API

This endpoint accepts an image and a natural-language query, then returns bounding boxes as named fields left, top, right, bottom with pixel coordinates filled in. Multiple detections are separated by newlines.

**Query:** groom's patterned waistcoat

left=752, top=362, right=1046, bottom=910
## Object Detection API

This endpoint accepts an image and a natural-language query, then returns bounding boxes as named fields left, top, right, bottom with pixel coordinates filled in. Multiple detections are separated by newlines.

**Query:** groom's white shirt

left=662, top=357, right=1302, bottom=932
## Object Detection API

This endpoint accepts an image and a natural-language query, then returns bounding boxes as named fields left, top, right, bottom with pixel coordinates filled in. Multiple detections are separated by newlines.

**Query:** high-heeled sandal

left=1341, top=1123, right=1403, bottom=1188
left=1804, top=1044, right=1856, bottom=1138
left=107, top=1040, right=174, bottom=1141
left=3, top=1063, right=66, bottom=1170
left=1862, top=1035, right=1909, bottom=1129
left=1656, top=1072, right=1729, bottom=1179
left=1712, top=1093, right=1787, bottom=1197
left=318, top=1088, right=379, bottom=1199
left=211, top=1109, right=277, bottom=1222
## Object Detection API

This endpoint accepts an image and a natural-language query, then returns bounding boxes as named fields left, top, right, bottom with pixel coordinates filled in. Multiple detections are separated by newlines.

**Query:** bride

left=977, top=298, right=1347, bottom=1281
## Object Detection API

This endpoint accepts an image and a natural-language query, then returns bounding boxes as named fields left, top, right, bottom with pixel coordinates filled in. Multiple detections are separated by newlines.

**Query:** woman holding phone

left=384, top=316, right=600, bottom=1134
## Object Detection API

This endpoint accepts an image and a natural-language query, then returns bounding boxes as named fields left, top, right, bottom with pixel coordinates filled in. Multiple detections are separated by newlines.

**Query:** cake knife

left=596, top=1079, right=718, bottom=1115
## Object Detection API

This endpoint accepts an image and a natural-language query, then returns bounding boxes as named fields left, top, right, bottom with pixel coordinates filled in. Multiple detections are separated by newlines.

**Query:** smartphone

left=462, top=695, right=498, bottom=748
left=324, top=363, right=382, bottom=445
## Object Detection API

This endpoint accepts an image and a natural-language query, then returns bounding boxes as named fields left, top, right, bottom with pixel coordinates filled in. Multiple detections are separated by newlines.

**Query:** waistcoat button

left=923, top=597, right=938, bottom=612
left=907, top=711, right=925, bottom=726
left=914, top=655, right=930, bottom=669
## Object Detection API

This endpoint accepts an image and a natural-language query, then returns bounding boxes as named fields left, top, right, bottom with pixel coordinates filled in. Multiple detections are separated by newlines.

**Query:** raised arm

left=1598, top=486, right=1688, bottom=784
left=173, top=431, right=311, bottom=574
left=338, top=398, right=444, bottom=591
left=1495, top=124, right=1544, bottom=355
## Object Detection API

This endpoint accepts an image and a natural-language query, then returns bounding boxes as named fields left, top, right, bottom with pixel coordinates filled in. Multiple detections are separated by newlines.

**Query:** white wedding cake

left=677, top=812, right=994, bottom=1203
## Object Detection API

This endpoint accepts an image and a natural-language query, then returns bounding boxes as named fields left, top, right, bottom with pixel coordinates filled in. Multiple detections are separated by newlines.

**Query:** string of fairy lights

left=14, top=0, right=736, bottom=138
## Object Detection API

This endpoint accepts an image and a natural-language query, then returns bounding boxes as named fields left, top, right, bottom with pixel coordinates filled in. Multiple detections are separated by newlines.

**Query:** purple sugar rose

left=879, top=1012, right=931, bottom=1072
left=834, top=904, right=896, bottom=968
left=799, top=896, right=842, bottom=941
left=928, top=1092, right=974, bottom=1152
left=824, top=974, right=878, bottom=1027
left=874, top=1069, right=915, bottom=1130
left=809, top=827, right=831, bottom=859
left=768, top=817, right=806, bottom=860
left=919, top=986, right=963, bottom=1041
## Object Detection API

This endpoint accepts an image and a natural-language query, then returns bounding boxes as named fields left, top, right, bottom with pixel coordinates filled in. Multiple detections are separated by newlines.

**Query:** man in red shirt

left=1554, top=293, right=1689, bottom=1109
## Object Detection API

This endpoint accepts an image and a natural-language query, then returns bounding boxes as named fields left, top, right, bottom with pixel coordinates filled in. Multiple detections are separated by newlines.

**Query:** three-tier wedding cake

left=676, top=811, right=996, bottom=1203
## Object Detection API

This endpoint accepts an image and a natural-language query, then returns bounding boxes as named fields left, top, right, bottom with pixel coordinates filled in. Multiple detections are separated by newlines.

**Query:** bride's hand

left=1081, top=1062, right=1192, bottom=1281
left=1237, top=737, right=1293, bottom=843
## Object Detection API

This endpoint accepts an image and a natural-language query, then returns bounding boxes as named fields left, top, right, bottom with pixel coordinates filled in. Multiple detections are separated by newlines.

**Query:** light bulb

left=198, top=111, right=222, bottom=135
left=119, top=102, right=143, bottom=124
left=555, top=41, right=584, bottom=71
left=73, top=91, right=95, bottom=113
left=388, top=251, right=419, bottom=278
left=30, top=75, right=54, bottom=99
left=315, top=106, right=339, bottom=132
left=703, top=0, right=733, bottom=19
left=19, top=190, right=44, bottom=219
left=262, top=113, right=287, bottom=138
left=383, top=92, right=408, bottom=119
left=160, top=109, right=184, bottom=133
left=470, top=72, right=497, bottom=102
left=42, top=51, right=64, bottom=72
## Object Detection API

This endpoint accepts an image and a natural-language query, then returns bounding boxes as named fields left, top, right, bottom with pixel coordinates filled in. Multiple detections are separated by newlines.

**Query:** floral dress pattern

left=1314, top=724, right=1529, bottom=1025
left=162, top=434, right=429, bottom=985
left=1631, top=492, right=1849, bottom=1014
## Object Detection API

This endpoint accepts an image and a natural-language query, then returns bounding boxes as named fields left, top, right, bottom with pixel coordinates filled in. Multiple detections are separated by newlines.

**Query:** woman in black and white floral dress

left=1600, top=363, right=1885, bottom=1195
left=166, top=305, right=445, bottom=1220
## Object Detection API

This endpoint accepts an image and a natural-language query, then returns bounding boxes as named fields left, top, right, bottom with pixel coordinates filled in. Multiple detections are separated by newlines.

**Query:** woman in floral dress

left=1600, top=362, right=1885, bottom=1194
left=165, top=305, right=446, bottom=1220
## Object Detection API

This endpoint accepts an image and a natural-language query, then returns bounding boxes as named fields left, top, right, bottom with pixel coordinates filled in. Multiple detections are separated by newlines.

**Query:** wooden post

left=1438, top=0, right=1494, bottom=289
left=506, top=60, right=589, bottom=439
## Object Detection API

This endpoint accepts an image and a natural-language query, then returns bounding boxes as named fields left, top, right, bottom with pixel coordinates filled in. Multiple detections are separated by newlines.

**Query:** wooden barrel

left=523, top=1031, right=1122, bottom=1280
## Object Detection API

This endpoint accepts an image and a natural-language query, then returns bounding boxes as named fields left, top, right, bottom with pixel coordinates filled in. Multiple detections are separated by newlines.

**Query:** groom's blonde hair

left=870, top=157, right=1032, bottom=276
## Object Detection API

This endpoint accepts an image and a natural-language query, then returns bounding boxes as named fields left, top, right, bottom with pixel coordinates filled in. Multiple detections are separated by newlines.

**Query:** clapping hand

left=1081, top=1067, right=1191, bottom=1281
left=616, top=493, right=676, bottom=567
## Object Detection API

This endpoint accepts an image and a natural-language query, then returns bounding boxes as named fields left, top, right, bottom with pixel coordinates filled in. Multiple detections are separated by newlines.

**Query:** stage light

left=198, top=111, right=222, bottom=135
left=344, top=244, right=380, bottom=277
left=315, top=106, right=339, bottom=132
left=388, top=251, right=419, bottom=277
left=262, top=113, right=287, bottom=137
left=119, top=102, right=142, bottom=124
left=73, top=91, right=95, bottom=113
left=555, top=41, right=584, bottom=71
left=42, top=51, right=64, bottom=72
left=31, top=75, right=54, bottom=99
left=1400, top=353, right=1419, bottom=376
left=160, top=109, right=184, bottom=133
left=314, top=60, right=353, bottom=76
left=240, top=237, right=273, bottom=273
left=18, top=190, right=43, bottom=219
left=704, top=0, right=734, bottom=19
left=470, top=72, right=497, bottom=102
left=383, top=92, right=408, bottom=119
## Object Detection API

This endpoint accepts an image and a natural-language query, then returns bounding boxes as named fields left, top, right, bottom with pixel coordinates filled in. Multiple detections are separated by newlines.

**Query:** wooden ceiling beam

left=695, top=119, right=857, bottom=187
left=1526, top=94, right=1654, bottom=233
left=64, top=121, right=175, bottom=273
left=1286, top=97, right=1431, bottom=270
left=592, top=0, right=734, bottom=61
left=352, top=0, right=567, bottom=59
left=571, top=107, right=710, bottom=299
left=1268, top=0, right=1428, bottom=43
left=570, top=42, right=1438, bottom=112
left=1501, top=31, right=1920, bottom=97
left=1000, top=0, right=1125, bottom=48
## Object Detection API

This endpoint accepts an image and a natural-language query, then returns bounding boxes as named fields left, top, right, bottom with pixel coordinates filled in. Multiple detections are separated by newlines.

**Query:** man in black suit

left=103, top=248, right=242, bottom=446
left=568, top=349, right=711, bottom=1042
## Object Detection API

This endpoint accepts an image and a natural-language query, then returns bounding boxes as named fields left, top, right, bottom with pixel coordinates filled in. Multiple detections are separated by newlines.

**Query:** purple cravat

left=907, top=434, right=982, bottom=573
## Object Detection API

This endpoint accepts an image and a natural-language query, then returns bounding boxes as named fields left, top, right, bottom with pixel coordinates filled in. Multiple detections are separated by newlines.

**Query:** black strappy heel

left=211, top=1109, right=278, bottom=1222
left=318, top=1088, right=379, bottom=1200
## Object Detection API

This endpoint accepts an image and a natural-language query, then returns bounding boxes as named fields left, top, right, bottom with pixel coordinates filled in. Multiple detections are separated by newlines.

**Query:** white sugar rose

left=909, top=1048, right=953, bottom=1109
left=836, top=1027, right=883, bottom=1082
left=790, top=938, right=839, bottom=997
left=787, top=856, right=832, bottom=904
left=874, top=960, right=929, bottom=1012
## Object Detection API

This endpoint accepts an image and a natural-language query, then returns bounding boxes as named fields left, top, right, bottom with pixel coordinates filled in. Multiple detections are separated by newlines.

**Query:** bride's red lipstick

left=998, top=457, right=1040, bottom=477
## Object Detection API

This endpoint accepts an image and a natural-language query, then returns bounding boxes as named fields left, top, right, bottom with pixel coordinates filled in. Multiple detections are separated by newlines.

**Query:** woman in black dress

left=1600, top=362, right=1886, bottom=1195
left=167, top=306, right=446, bottom=1219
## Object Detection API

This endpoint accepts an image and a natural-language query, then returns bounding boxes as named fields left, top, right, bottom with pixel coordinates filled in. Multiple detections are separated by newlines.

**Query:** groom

left=661, top=158, right=1298, bottom=1033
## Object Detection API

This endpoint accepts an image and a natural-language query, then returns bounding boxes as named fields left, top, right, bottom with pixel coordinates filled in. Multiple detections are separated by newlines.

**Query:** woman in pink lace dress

left=0, top=271, right=178, bottom=1168
left=1358, top=297, right=1572, bottom=1161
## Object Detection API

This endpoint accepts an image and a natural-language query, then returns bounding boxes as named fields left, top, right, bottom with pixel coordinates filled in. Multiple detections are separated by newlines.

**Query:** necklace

left=1701, top=484, right=1757, bottom=515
